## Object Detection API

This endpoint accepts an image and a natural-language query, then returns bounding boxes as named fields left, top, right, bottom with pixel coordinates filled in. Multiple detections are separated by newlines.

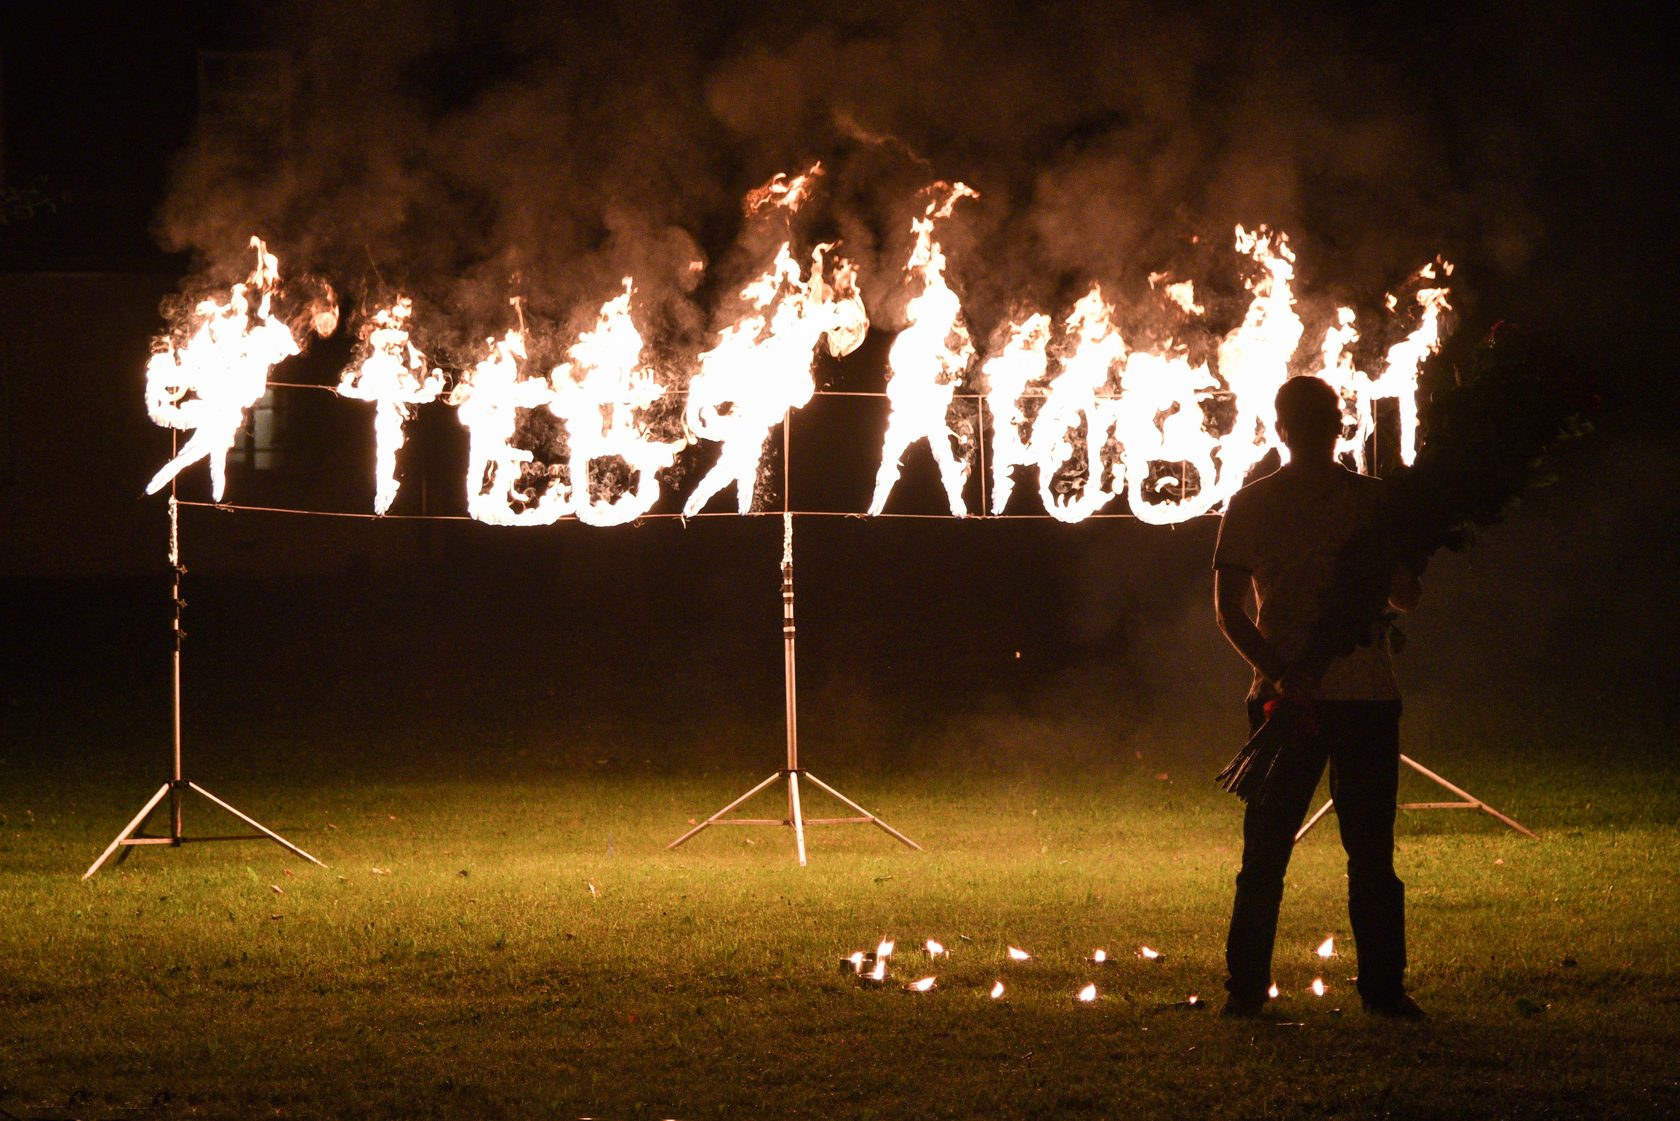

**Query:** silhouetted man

left=1213, top=375, right=1426, bottom=1020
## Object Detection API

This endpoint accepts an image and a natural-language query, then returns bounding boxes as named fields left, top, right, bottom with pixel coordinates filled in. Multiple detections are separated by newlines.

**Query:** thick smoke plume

left=155, top=0, right=1580, bottom=370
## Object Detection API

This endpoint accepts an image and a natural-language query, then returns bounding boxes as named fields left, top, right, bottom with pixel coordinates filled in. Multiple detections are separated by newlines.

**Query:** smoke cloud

left=155, top=0, right=1600, bottom=369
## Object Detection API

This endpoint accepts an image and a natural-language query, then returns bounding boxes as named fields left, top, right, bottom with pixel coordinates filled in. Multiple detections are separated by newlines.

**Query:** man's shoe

left=1220, top=995, right=1268, bottom=1019
left=1363, top=993, right=1428, bottom=1021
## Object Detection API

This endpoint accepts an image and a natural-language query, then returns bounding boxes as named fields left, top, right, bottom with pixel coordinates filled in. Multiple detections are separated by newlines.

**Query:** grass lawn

left=2, top=695, right=1677, bottom=1121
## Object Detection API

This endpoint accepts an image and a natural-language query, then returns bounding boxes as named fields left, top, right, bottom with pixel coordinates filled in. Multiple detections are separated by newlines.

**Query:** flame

left=337, top=297, right=443, bottom=514
left=870, top=958, right=887, bottom=982
left=876, top=938, right=896, bottom=959
left=1211, top=226, right=1303, bottom=487
left=990, top=980, right=1006, bottom=1000
left=1268, top=982, right=1280, bottom=1000
left=1091, top=948, right=1108, bottom=963
left=1006, top=945, right=1030, bottom=961
left=906, top=976, right=937, bottom=992
left=925, top=939, right=947, bottom=958
left=448, top=322, right=564, bottom=525
left=1139, top=945, right=1161, bottom=961
left=848, top=951, right=865, bottom=972
left=1032, top=286, right=1128, bottom=522
left=148, top=208, right=1450, bottom=522
left=1077, top=983, right=1098, bottom=1003
left=1372, top=267, right=1453, bottom=467
left=982, top=313, right=1051, bottom=514
left=549, top=278, right=683, bottom=527
left=868, top=182, right=980, bottom=516
left=686, top=238, right=866, bottom=516
left=1311, top=977, right=1326, bottom=997
left=145, top=237, right=299, bottom=499
left=1316, top=935, right=1336, bottom=959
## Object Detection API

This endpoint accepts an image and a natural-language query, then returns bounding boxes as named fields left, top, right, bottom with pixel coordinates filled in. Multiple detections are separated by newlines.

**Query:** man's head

left=1273, top=375, right=1342, bottom=460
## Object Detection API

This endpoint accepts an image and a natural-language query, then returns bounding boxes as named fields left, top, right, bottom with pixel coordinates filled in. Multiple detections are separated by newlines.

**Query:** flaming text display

left=143, top=172, right=1451, bottom=525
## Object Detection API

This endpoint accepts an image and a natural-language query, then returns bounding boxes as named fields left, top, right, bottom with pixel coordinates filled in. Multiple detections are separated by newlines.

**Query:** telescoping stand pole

left=84, top=482, right=325, bottom=878
left=668, top=413, right=920, bottom=865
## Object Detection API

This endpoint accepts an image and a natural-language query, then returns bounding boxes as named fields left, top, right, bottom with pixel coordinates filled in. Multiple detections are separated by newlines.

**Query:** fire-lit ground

left=3, top=518, right=1677, bottom=1120
left=2, top=699, right=1675, bottom=1120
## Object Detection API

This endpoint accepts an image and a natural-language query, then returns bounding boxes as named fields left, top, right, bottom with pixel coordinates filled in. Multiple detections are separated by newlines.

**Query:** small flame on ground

left=1317, top=936, right=1336, bottom=959
left=1311, top=978, right=1326, bottom=997
left=1139, top=945, right=1161, bottom=961
left=1091, top=948, right=1108, bottom=963
left=1077, top=983, right=1098, bottom=1003
left=990, top=981, right=1006, bottom=1000
left=906, top=976, right=937, bottom=992
left=870, top=959, right=886, bottom=982
left=1268, top=982, right=1280, bottom=1000
left=876, top=938, right=896, bottom=959
left=1007, top=946, right=1031, bottom=961
left=848, top=951, right=865, bottom=972
left=925, top=939, right=947, bottom=958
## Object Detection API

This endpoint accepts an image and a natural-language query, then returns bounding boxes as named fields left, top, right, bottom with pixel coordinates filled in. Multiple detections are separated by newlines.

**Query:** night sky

left=2, top=1, right=1675, bottom=762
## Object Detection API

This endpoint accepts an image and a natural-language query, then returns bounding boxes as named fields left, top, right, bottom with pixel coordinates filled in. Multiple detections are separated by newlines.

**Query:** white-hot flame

left=848, top=951, right=865, bottom=972
left=868, top=182, right=979, bottom=516
left=877, top=938, right=896, bottom=959
left=1316, top=935, right=1336, bottom=959
left=1311, top=977, right=1326, bottom=997
left=550, top=278, right=683, bottom=527
left=1268, top=982, right=1280, bottom=1000
left=448, top=322, right=564, bottom=525
left=990, top=980, right=1006, bottom=1000
left=925, top=939, right=947, bottom=958
left=982, top=313, right=1051, bottom=514
left=1372, top=268, right=1453, bottom=467
left=337, top=297, right=443, bottom=514
left=1007, top=945, right=1030, bottom=961
left=907, top=976, right=937, bottom=992
left=1033, top=285, right=1128, bottom=523
left=1077, top=983, right=1098, bottom=1003
left=1091, top=948, right=1108, bottom=963
left=145, top=237, right=299, bottom=499
left=870, top=958, right=887, bottom=982
left=686, top=242, right=866, bottom=516
left=1139, top=945, right=1161, bottom=961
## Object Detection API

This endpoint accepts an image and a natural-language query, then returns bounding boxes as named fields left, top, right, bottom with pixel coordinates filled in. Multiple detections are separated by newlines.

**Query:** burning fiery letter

left=337, top=298, right=443, bottom=514
left=551, top=279, right=684, bottom=528
left=448, top=321, right=568, bottom=526
left=145, top=237, right=300, bottom=500
left=868, top=183, right=980, bottom=517
left=982, top=313, right=1051, bottom=514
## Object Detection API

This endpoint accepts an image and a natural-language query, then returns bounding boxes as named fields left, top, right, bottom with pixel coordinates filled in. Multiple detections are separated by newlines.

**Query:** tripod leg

left=186, top=783, right=327, bottom=866
left=802, top=772, right=922, bottom=851
left=667, top=771, right=784, bottom=849
left=83, top=782, right=172, bottom=879
left=1294, top=797, right=1336, bottom=843
left=1400, top=755, right=1538, bottom=838
left=788, top=771, right=807, bottom=867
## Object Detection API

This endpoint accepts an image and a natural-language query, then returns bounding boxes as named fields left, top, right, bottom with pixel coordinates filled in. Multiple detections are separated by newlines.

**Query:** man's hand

left=1388, top=565, right=1422, bottom=612
left=1274, top=668, right=1319, bottom=704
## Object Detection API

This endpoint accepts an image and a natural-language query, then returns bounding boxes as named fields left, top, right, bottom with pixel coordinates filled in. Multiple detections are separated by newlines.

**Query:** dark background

left=2, top=1, right=1675, bottom=781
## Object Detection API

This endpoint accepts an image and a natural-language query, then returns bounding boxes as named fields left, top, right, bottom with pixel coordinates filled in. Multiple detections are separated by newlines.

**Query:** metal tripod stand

left=1295, top=753, right=1538, bottom=842
left=83, top=490, right=325, bottom=878
left=668, top=418, right=920, bottom=865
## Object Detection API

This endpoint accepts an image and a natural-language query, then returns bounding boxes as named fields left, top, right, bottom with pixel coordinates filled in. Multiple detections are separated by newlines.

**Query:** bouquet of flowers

left=1217, top=324, right=1596, bottom=800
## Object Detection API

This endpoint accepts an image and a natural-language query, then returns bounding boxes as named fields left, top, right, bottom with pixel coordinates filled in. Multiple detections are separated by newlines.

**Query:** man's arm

left=1214, top=566, right=1315, bottom=701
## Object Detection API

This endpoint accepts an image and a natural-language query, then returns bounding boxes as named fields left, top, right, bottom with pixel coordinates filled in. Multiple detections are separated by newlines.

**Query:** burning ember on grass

left=145, top=171, right=1453, bottom=521
left=905, top=976, right=937, bottom=993
left=876, top=938, right=896, bottom=960
left=1089, top=948, right=1109, bottom=964
left=1076, top=983, right=1098, bottom=1003
left=1007, top=946, right=1032, bottom=962
left=1311, top=978, right=1327, bottom=997
left=1316, top=936, right=1337, bottom=959
left=1138, top=945, right=1162, bottom=961
left=1269, top=983, right=1281, bottom=1000
left=990, top=981, right=1006, bottom=1000
left=924, top=939, right=948, bottom=959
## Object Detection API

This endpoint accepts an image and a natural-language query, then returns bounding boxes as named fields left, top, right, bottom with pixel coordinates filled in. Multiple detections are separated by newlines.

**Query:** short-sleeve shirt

left=1213, top=463, right=1398, bottom=702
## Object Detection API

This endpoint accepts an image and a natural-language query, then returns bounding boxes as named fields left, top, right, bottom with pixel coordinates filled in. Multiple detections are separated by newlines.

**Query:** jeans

left=1225, top=699, right=1406, bottom=1005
